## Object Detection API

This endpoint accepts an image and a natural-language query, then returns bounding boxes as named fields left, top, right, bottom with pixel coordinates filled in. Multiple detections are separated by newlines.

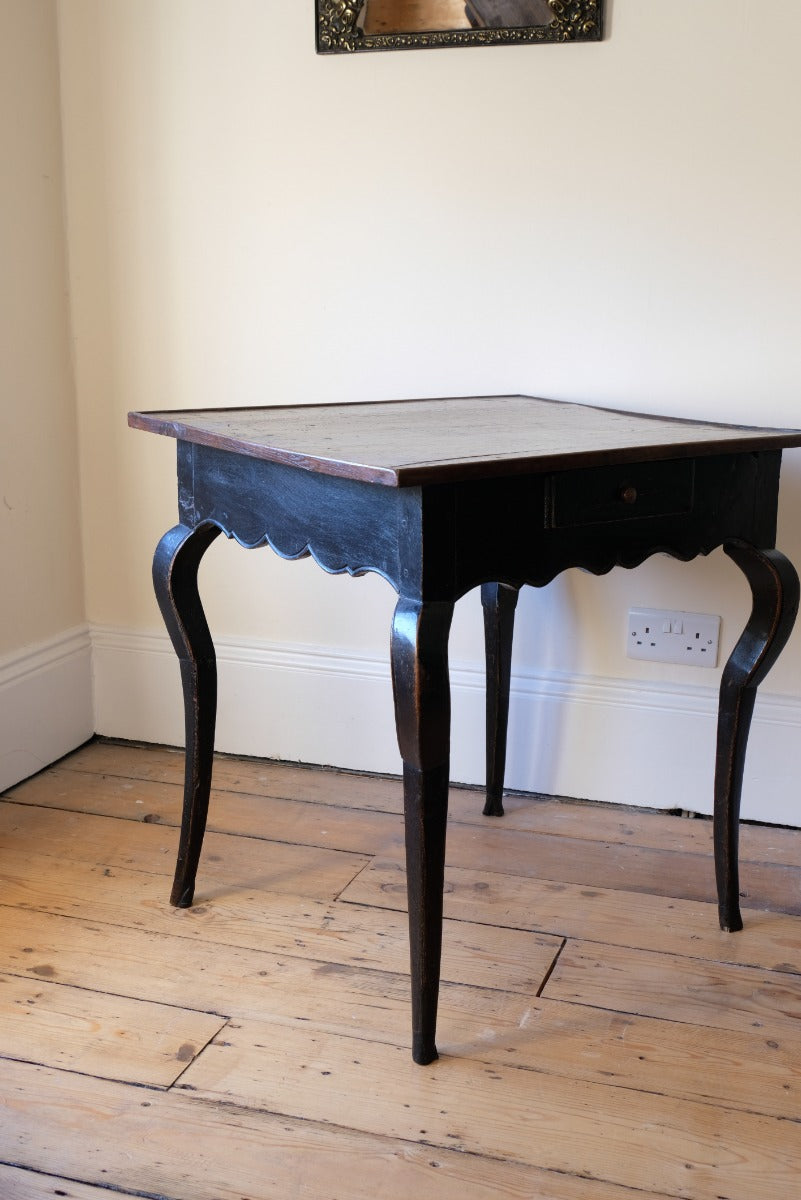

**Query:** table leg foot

left=152, top=522, right=221, bottom=910
left=715, top=541, right=799, bottom=932
left=391, top=598, right=453, bottom=1065
left=481, top=582, right=519, bottom=817
left=412, top=1034, right=439, bottom=1066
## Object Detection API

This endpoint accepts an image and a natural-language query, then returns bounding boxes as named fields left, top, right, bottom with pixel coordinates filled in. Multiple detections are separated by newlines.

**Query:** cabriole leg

left=391, top=597, right=454, bottom=1065
left=715, top=540, right=799, bottom=932
left=152, top=522, right=221, bottom=908
left=481, top=582, right=520, bottom=816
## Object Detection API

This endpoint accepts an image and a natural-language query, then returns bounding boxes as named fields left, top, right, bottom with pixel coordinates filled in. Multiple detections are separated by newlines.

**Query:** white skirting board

left=91, top=625, right=801, bottom=828
left=0, top=626, right=94, bottom=792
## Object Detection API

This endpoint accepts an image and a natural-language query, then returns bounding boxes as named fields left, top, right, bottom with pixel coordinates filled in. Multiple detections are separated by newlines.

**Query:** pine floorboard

left=2, top=740, right=801, bottom=1199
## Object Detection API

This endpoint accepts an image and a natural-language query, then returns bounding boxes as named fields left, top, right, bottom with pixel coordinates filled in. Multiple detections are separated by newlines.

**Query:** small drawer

left=547, top=458, right=695, bottom=528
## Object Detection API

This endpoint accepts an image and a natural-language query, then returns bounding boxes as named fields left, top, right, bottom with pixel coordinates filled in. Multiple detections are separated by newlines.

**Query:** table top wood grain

left=128, top=395, right=801, bottom=487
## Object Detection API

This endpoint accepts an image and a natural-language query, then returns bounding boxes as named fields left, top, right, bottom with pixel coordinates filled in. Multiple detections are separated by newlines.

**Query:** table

left=129, top=395, right=801, bottom=1064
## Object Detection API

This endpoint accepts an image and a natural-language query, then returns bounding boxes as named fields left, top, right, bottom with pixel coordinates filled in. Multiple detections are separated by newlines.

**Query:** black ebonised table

left=129, top=395, right=801, bottom=1064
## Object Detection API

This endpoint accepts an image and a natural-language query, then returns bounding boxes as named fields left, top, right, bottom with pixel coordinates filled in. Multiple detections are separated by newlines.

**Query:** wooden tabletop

left=128, top=395, right=801, bottom=487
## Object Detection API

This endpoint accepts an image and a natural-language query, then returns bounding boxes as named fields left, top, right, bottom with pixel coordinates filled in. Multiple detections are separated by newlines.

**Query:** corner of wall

left=0, top=625, right=94, bottom=792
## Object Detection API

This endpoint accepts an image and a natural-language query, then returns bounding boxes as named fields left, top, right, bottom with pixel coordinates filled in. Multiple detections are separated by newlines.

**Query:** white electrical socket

left=627, top=608, right=721, bottom=667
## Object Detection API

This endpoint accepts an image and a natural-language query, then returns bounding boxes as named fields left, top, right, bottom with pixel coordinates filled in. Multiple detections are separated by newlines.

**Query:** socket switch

left=627, top=607, right=720, bottom=668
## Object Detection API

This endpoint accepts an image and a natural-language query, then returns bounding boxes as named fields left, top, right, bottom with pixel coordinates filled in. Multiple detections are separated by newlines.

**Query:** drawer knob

left=620, top=485, right=638, bottom=505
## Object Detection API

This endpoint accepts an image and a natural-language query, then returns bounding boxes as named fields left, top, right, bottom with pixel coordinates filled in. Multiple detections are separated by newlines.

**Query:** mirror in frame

left=317, top=1, right=603, bottom=54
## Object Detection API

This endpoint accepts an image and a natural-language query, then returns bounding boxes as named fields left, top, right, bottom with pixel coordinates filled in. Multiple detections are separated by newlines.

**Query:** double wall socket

left=627, top=608, right=721, bottom=668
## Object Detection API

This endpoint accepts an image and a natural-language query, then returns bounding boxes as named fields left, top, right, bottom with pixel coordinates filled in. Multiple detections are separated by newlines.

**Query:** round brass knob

left=620, top=485, right=638, bottom=505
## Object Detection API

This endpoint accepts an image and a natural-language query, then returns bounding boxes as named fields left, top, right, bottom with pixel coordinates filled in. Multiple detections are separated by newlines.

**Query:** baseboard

left=91, top=625, right=801, bottom=827
left=0, top=625, right=94, bottom=792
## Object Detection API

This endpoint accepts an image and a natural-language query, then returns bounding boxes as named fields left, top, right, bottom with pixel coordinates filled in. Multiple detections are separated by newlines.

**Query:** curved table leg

left=715, top=540, right=799, bottom=932
left=153, top=522, right=221, bottom=908
left=481, top=582, right=520, bottom=816
left=391, top=596, right=454, bottom=1065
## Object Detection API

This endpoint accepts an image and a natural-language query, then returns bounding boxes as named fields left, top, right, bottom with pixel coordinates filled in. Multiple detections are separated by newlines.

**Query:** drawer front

left=547, top=458, right=695, bottom=528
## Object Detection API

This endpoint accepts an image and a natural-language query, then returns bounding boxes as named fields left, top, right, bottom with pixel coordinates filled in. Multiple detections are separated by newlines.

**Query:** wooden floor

left=2, top=741, right=801, bottom=1199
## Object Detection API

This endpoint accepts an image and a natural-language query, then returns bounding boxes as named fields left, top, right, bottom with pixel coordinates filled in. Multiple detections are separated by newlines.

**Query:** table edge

left=128, top=399, right=801, bottom=488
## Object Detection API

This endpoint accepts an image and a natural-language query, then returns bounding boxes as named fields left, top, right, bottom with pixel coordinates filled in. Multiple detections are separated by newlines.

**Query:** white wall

left=0, top=0, right=91, bottom=790
left=57, top=1, right=801, bottom=821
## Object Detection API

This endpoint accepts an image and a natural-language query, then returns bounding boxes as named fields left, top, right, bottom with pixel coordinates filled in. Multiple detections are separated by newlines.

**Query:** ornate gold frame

left=316, top=1, right=603, bottom=54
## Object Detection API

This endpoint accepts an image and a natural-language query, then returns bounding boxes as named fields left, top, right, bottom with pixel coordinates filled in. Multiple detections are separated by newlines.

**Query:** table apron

left=451, top=450, right=782, bottom=594
left=177, top=441, right=406, bottom=587
left=176, top=442, right=782, bottom=600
